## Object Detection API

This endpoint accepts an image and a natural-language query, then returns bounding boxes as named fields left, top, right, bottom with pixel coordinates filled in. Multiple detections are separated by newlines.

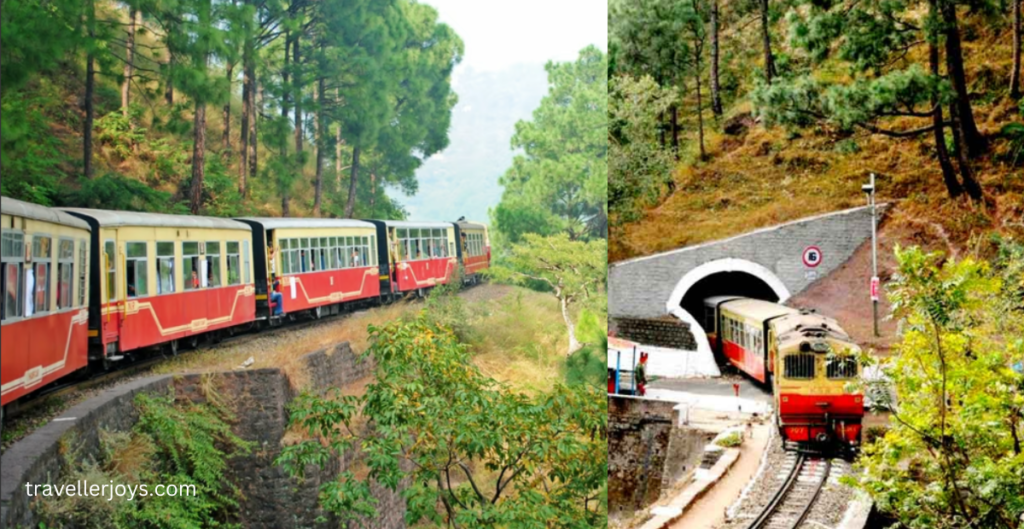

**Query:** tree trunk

left=930, top=40, right=963, bottom=198
left=84, top=2, right=96, bottom=179
left=1012, top=0, right=1022, bottom=100
left=369, top=169, right=376, bottom=212
left=313, top=76, right=325, bottom=217
left=248, top=63, right=258, bottom=188
left=164, top=59, right=174, bottom=106
left=670, top=105, right=679, bottom=158
left=239, top=59, right=250, bottom=196
left=293, top=36, right=303, bottom=156
left=336, top=125, right=344, bottom=190
left=760, top=0, right=776, bottom=84
left=280, top=33, right=291, bottom=216
left=121, top=7, right=138, bottom=117
left=558, top=290, right=582, bottom=356
left=940, top=0, right=985, bottom=156
left=223, top=63, right=232, bottom=157
left=949, top=103, right=984, bottom=200
left=694, top=49, right=707, bottom=160
left=345, top=147, right=360, bottom=218
left=189, top=101, right=207, bottom=214
left=658, top=111, right=666, bottom=148
left=710, top=0, right=723, bottom=116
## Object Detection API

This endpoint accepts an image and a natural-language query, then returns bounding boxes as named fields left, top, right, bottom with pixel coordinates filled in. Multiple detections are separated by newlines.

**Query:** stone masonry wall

left=608, top=396, right=678, bottom=513
left=0, top=341, right=401, bottom=529
left=612, top=316, right=698, bottom=350
left=610, top=204, right=889, bottom=318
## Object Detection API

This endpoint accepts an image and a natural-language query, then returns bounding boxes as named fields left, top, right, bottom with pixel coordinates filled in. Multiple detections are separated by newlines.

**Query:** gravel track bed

left=717, top=433, right=859, bottom=529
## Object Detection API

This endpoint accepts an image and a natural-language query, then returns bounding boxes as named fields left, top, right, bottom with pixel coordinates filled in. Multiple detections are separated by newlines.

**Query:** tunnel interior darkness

left=679, top=272, right=781, bottom=331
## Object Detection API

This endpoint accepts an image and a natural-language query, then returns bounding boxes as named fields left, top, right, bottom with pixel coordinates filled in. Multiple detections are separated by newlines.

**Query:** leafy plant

left=853, top=244, right=1024, bottom=528
left=277, top=316, right=608, bottom=528
left=95, top=108, right=147, bottom=161
left=1000, top=122, right=1024, bottom=167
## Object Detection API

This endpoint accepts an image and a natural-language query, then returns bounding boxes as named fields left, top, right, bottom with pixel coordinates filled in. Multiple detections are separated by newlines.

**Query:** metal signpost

left=864, top=173, right=880, bottom=337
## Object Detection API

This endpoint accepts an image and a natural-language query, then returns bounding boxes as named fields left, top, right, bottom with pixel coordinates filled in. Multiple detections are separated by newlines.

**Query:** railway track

left=745, top=453, right=832, bottom=529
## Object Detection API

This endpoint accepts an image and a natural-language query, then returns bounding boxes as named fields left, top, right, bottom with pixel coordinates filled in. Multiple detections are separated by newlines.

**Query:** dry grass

left=611, top=15, right=1024, bottom=263
left=149, top=285, right=573, bottom=396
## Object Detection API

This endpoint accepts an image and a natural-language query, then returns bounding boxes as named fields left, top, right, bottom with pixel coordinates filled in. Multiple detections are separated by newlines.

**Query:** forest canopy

left=0, top=0, right=463, bottom=219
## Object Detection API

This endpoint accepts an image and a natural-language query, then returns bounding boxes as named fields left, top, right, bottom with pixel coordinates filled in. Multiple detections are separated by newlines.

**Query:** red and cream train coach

left=454, top=221, right=490, bottom=284
left=237, top=218, right=381, bottom=320
left=62, top=209, right=256, bottom=359
left=704, top=296, right=864, bottom=453
left=369, top=221, right=458, bottom=297
left=2, top=197, right=91, bottom=409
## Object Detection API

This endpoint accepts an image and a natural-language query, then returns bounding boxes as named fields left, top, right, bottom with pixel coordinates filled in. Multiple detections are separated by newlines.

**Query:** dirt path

left=668, top=422, right=771, bottom=529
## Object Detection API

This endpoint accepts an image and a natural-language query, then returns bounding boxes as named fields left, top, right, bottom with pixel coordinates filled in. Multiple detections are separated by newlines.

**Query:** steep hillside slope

left=610, top=13, right=1023, bottom=263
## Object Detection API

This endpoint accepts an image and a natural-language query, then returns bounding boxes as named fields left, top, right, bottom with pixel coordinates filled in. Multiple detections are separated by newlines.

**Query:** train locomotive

left=0, top=196, right=490, bottom=419
left=703, top=296, right=864, bottom=453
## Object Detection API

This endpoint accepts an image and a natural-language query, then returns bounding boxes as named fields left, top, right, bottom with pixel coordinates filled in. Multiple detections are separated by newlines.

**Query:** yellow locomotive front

left=771, top=312, right=865, bottom=453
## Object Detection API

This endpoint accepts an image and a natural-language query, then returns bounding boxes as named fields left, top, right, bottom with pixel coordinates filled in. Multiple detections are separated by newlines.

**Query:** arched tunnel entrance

left=665, top=258, right=791, bottom=358
left=679, top=272, right=781, bottom=329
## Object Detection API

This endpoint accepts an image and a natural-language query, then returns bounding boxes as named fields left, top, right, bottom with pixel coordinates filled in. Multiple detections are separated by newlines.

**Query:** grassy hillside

left=610, top=10, right=1024, bottom=263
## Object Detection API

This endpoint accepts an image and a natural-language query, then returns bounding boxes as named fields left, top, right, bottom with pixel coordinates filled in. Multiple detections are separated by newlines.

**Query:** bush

left=716, top=432, right=743, bottom=448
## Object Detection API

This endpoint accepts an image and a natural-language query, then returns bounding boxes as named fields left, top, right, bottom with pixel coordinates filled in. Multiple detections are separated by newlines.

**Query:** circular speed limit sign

left=802, top=246, right=823, bottom=268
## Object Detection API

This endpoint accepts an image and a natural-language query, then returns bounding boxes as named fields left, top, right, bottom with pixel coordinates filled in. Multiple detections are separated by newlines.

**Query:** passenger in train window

left=352, top=248, right=361, bottom=266
left=191, top=269, right=200, bottom=290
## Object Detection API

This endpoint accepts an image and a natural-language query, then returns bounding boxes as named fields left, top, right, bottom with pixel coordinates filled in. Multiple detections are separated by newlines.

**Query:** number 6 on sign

left=802, top=246, right=822, bottom=268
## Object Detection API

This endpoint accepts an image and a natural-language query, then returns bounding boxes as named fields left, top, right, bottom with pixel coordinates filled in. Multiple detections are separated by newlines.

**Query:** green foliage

left=567, top=310, right=609, bottom=388
left=608, top=74, right=678, bottom=225
left=423, top=270, right=474, bottom=342
left=715, top=432, right=743, bottom=448
left=0, top=87, right=68, bottom=205
left=277, top=316, right=608, bottom=527
left=488, top=233, right=607, bottom=355
left=36, top=391, right=251, bottom=529
left=61, top=174, right=183, bottom=213
left=95, top=108, right=147, bottom=161
left=1000, top=122, right=1024, bottom=167
left=493, top=46, right=608, bottom=244
left=855, top=243, right=1024, bottom=528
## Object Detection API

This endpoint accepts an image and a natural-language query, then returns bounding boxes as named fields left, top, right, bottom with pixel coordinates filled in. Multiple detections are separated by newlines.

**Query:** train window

left=183, top=242, right=200, bottom=290
left=31, top=236, right=52, bottom=314
left=289, top=240, right=300, bottom=274
left=157, top=242, right=175, bottom=295
left=105, top=240, right=117, bottom=301
left=226, top=242, right=241, bottom=286
left=328, top=238, right=338, bottom=269
left=319, top=238, right=328, bottom=271
left=77, top=240, right=87, bottom=307
left=300, top=239, right=310, bottom=272
left=310, top=239, right=319, bottom=271
left=827, top=356, right=858, bottom=379
left=206, top=242, right=221, bottom=287
left=784, top=353, right=816, bottom=379
left=126, top=242, right=148, bottom=299
left=57, top=239, right=74, bottom=309
left=243, top=241, right=251, bottom=284
left=2, top=232, right=25, bottom=320
left=353, top=239, right=364, bottom=267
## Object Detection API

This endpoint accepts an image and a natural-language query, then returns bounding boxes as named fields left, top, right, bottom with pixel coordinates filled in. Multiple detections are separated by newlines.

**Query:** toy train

left=0, top=196, right=490, bottom=415
left=703, top=296, right=864, bottom=453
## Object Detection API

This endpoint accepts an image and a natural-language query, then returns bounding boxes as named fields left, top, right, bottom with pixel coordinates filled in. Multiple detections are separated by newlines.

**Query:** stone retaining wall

left=608, top=396, right=678, bottom=513
left=612, top=317, right=698, bottom=350
left=0, top=342, right=400, bottom=529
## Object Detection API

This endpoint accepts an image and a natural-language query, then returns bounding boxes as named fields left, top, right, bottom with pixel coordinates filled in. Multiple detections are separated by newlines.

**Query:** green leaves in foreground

left=855, top=242, right=1024, bottom=529
left=276, top=315, right=608, bottom=528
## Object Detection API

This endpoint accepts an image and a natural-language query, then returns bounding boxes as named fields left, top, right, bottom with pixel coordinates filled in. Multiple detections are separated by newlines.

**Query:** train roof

left=373, top=220, right=455, bottom=230
left=1, top=196, right=91, bottom=231
left=704, top=295, right=743, bottom=306
left=720, top=298, right=799, bottom=321
left=61, top=208, right=251, bottom=231
left=774, top=312, right=856, bottom=351
left=455, top=221, right=488, bottom=231
left=235, top=217, right=375, bottom=230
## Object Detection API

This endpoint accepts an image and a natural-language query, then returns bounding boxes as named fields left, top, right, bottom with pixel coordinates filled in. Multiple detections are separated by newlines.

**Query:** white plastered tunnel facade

left=666, top=258, right=792, bottom=360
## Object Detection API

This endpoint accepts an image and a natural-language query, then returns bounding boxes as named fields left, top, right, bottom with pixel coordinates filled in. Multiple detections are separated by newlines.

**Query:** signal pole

left=863, top=173, right=879, bottom=337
